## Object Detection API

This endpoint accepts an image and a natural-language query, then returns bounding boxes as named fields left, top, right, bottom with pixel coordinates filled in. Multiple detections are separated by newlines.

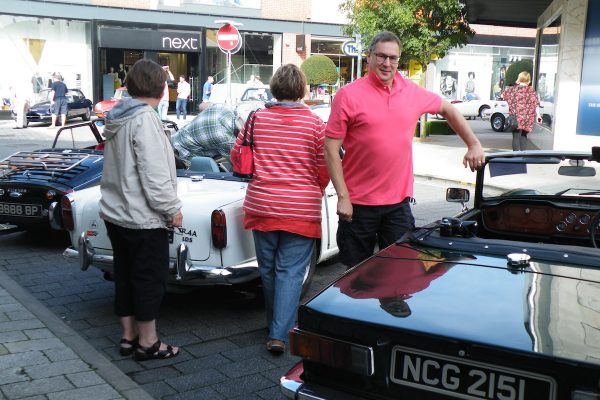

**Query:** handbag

left=505, top=114, right=518, bottom=131
left=231, top=110, right=258, bottom=179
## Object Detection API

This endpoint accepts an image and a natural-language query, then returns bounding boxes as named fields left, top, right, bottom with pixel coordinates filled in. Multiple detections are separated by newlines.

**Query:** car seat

left=190, top=156, right=220, bottom=172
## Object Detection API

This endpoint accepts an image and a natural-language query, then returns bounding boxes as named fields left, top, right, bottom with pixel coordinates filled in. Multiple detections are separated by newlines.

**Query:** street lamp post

left=356, top=33, right=362, bottom=78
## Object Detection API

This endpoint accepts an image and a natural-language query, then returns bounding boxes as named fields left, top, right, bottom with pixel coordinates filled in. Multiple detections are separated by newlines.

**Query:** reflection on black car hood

left=305, top=241, right=600, bottom=366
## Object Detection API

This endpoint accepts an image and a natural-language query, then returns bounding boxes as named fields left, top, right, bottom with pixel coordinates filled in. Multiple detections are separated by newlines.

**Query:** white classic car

left=433, top=98, right=493, bottom=120
left=62, top=165, right=340, bottom=293
left=449, top=98, right=493, bottom=119
left=482, top=98, right=554, bottom=132
left=482, top=100, right=510, bottom=131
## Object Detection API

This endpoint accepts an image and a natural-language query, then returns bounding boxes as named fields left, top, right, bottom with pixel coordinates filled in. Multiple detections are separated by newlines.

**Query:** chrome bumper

left=63, top=232, right=260, bottom=286
left=280, top=363, right=368, bottom=400
left=281, top=378, right=368, bottom=400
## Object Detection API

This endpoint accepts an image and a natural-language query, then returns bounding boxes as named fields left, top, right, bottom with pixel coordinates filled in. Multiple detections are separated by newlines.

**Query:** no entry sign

left=217, top=24, right=241, bottom=53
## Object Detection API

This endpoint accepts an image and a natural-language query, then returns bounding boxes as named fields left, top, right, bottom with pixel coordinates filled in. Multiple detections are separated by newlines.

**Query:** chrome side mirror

left=446, top=188, right=470, bottom=212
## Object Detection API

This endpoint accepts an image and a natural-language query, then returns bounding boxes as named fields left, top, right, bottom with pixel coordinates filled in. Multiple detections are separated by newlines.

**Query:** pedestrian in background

left=158, top=66, right=174, bottom=120
left=99, top=58, right=183, bottom=361
left=231, top=64, right=329, bottom=354
left=48, top=73, right=68, bottom=128
left=176, top=75, right=191, bottom=120
left=325, top=31, right=484, bottom=270
left=203, top=75, right=213, bottom=102
left=502, top=71, right=540, bottom=151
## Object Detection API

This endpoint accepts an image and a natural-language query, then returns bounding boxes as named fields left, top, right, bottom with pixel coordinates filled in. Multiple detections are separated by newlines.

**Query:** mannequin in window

left=118, top=64, right=127, bottom=86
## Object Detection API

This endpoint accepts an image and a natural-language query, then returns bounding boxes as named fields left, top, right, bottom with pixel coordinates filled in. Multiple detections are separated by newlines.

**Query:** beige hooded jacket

left=99, top=98, right=182, bottom=229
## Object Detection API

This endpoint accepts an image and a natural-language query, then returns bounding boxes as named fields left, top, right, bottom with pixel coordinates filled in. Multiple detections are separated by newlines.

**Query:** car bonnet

left=302, top=243, right=600, bottom=366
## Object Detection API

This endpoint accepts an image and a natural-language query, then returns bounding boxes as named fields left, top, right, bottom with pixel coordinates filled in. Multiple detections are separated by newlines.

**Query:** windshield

left=241, top=88, right=272, bottom=102
left=39, top=89, right=51, bottom=102
left=482, top=155, right=600, bottom=199
left=115, top=89, right=130, bottom=100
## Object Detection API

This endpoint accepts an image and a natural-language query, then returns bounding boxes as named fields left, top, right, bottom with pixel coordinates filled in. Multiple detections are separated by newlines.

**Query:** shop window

left=537, top=17, right=560, bottom=129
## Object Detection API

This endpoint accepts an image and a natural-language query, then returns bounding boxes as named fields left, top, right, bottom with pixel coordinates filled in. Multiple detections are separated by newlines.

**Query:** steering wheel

left=590, top=211, right=600, bottom=248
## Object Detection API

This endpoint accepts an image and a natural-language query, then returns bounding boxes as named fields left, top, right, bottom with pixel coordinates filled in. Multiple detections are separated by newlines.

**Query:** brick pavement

left=0, top=118, right=509, bottom=399
left=0, top=267, right=152, bottom=400
left=0, top=181, right=468, bottom=400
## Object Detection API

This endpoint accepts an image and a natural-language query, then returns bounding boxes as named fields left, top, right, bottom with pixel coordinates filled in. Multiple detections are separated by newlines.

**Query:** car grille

left=0, top=151, right=102, bottom=184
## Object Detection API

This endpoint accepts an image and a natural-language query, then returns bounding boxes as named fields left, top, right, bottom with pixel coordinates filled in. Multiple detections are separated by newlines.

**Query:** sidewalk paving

left=0, top=268, right=153, bottom=400
left=413, top=129, right=510, bottom=185
left=0, top=117, right=510, bottom=399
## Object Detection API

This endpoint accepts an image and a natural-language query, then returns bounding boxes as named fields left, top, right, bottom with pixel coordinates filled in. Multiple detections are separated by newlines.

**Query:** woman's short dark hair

left=125, top=59, right=165, bottom=99
left=270, top=64, right=306, bottom=101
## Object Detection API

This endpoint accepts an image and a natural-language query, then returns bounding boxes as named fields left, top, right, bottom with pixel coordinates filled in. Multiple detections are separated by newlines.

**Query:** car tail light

left=211, top=210, right=227, bottom=249
left=61, top=196, right=74, bottom=231
left=289, top=328, right=374, bottom=376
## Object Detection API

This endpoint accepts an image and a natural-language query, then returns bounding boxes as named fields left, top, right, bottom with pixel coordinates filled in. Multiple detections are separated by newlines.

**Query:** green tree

left=301, top=55, right=338, bottom=86
left=340, top=0, right=474, bottom=70
left=505, top=60, right=534, bottom=87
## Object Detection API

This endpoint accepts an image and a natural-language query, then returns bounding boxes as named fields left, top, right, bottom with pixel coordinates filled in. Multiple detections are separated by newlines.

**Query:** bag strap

left=242, top=109, right=259, bottom=146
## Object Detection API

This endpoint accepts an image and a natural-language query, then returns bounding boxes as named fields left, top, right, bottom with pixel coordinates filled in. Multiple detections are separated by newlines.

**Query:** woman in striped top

left=231, top=64, right=329, bottom=354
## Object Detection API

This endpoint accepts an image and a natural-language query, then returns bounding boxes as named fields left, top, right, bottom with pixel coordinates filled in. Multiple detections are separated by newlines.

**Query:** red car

left=93, top=87, right=130, bottom=117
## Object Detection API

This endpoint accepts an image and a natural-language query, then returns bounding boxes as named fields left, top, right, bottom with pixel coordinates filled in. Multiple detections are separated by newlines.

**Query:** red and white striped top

left=232, top=104, right=329, bottom=238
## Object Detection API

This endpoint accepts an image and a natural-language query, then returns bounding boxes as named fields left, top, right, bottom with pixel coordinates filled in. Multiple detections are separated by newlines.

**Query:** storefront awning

left=463, top=0, right=553, bottom=28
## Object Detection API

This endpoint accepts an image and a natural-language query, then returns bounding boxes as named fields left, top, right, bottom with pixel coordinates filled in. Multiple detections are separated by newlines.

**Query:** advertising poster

left=440, top=70, right=458, bottom=100
left=576, top=0, right=600, bottom=136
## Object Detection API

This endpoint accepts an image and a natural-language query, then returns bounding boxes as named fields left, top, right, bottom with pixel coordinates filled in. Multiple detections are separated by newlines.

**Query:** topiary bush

left=505, top=60, right=534, bottom=86
left=301, top=55, right=338, bottom=86
left=414, top=120, right=456, bottom=137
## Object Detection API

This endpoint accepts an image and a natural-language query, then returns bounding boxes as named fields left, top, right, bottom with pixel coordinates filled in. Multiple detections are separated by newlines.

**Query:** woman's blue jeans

left=252, top=230, right=314, bottom=342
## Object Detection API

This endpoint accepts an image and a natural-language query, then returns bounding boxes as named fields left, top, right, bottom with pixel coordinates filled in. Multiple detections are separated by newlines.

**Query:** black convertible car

left=0, top=122, right=104, bottom=231
left=281, top=149, right=600, bottom=400
left=0, top=120, right=182, bottom=232
left=12, top=88, right=93, bottom=128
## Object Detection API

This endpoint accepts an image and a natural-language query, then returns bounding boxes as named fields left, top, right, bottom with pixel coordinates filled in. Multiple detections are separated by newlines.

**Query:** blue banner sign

left=576, top=0, right=600, bottom=136
left=341, top=40, right=360, bottom=56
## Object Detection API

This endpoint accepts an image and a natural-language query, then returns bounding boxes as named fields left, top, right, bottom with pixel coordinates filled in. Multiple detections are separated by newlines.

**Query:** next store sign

left=99, top=27, right=201, bottom=53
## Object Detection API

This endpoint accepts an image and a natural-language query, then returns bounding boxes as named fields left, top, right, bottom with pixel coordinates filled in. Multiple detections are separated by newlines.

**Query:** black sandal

left=134, top=340, right=179, bottom=361
left=119, top=337, right=138, bottom=356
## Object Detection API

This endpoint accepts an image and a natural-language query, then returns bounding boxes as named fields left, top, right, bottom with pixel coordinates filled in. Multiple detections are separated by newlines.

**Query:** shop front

left=0, top=15, right=92, bottom=112
left=310, top=36, right=360, bottom=87
left=96, top=26, right=203, bottom=113
left=205, top=29, right=279, bottom=91
left=434, top=44, right=535, bottom=103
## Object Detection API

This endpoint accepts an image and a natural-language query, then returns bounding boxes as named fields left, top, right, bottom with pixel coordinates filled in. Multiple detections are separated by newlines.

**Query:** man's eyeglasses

left=374, top=53, right=400, bottom=65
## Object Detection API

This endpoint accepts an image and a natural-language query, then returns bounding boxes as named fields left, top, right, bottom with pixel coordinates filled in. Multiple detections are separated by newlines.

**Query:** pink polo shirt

left=326, top=72, right=441, bottom=205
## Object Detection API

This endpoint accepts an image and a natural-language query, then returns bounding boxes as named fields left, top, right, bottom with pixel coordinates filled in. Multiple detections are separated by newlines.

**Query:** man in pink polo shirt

left=325, top=31, right=485, bottom=269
